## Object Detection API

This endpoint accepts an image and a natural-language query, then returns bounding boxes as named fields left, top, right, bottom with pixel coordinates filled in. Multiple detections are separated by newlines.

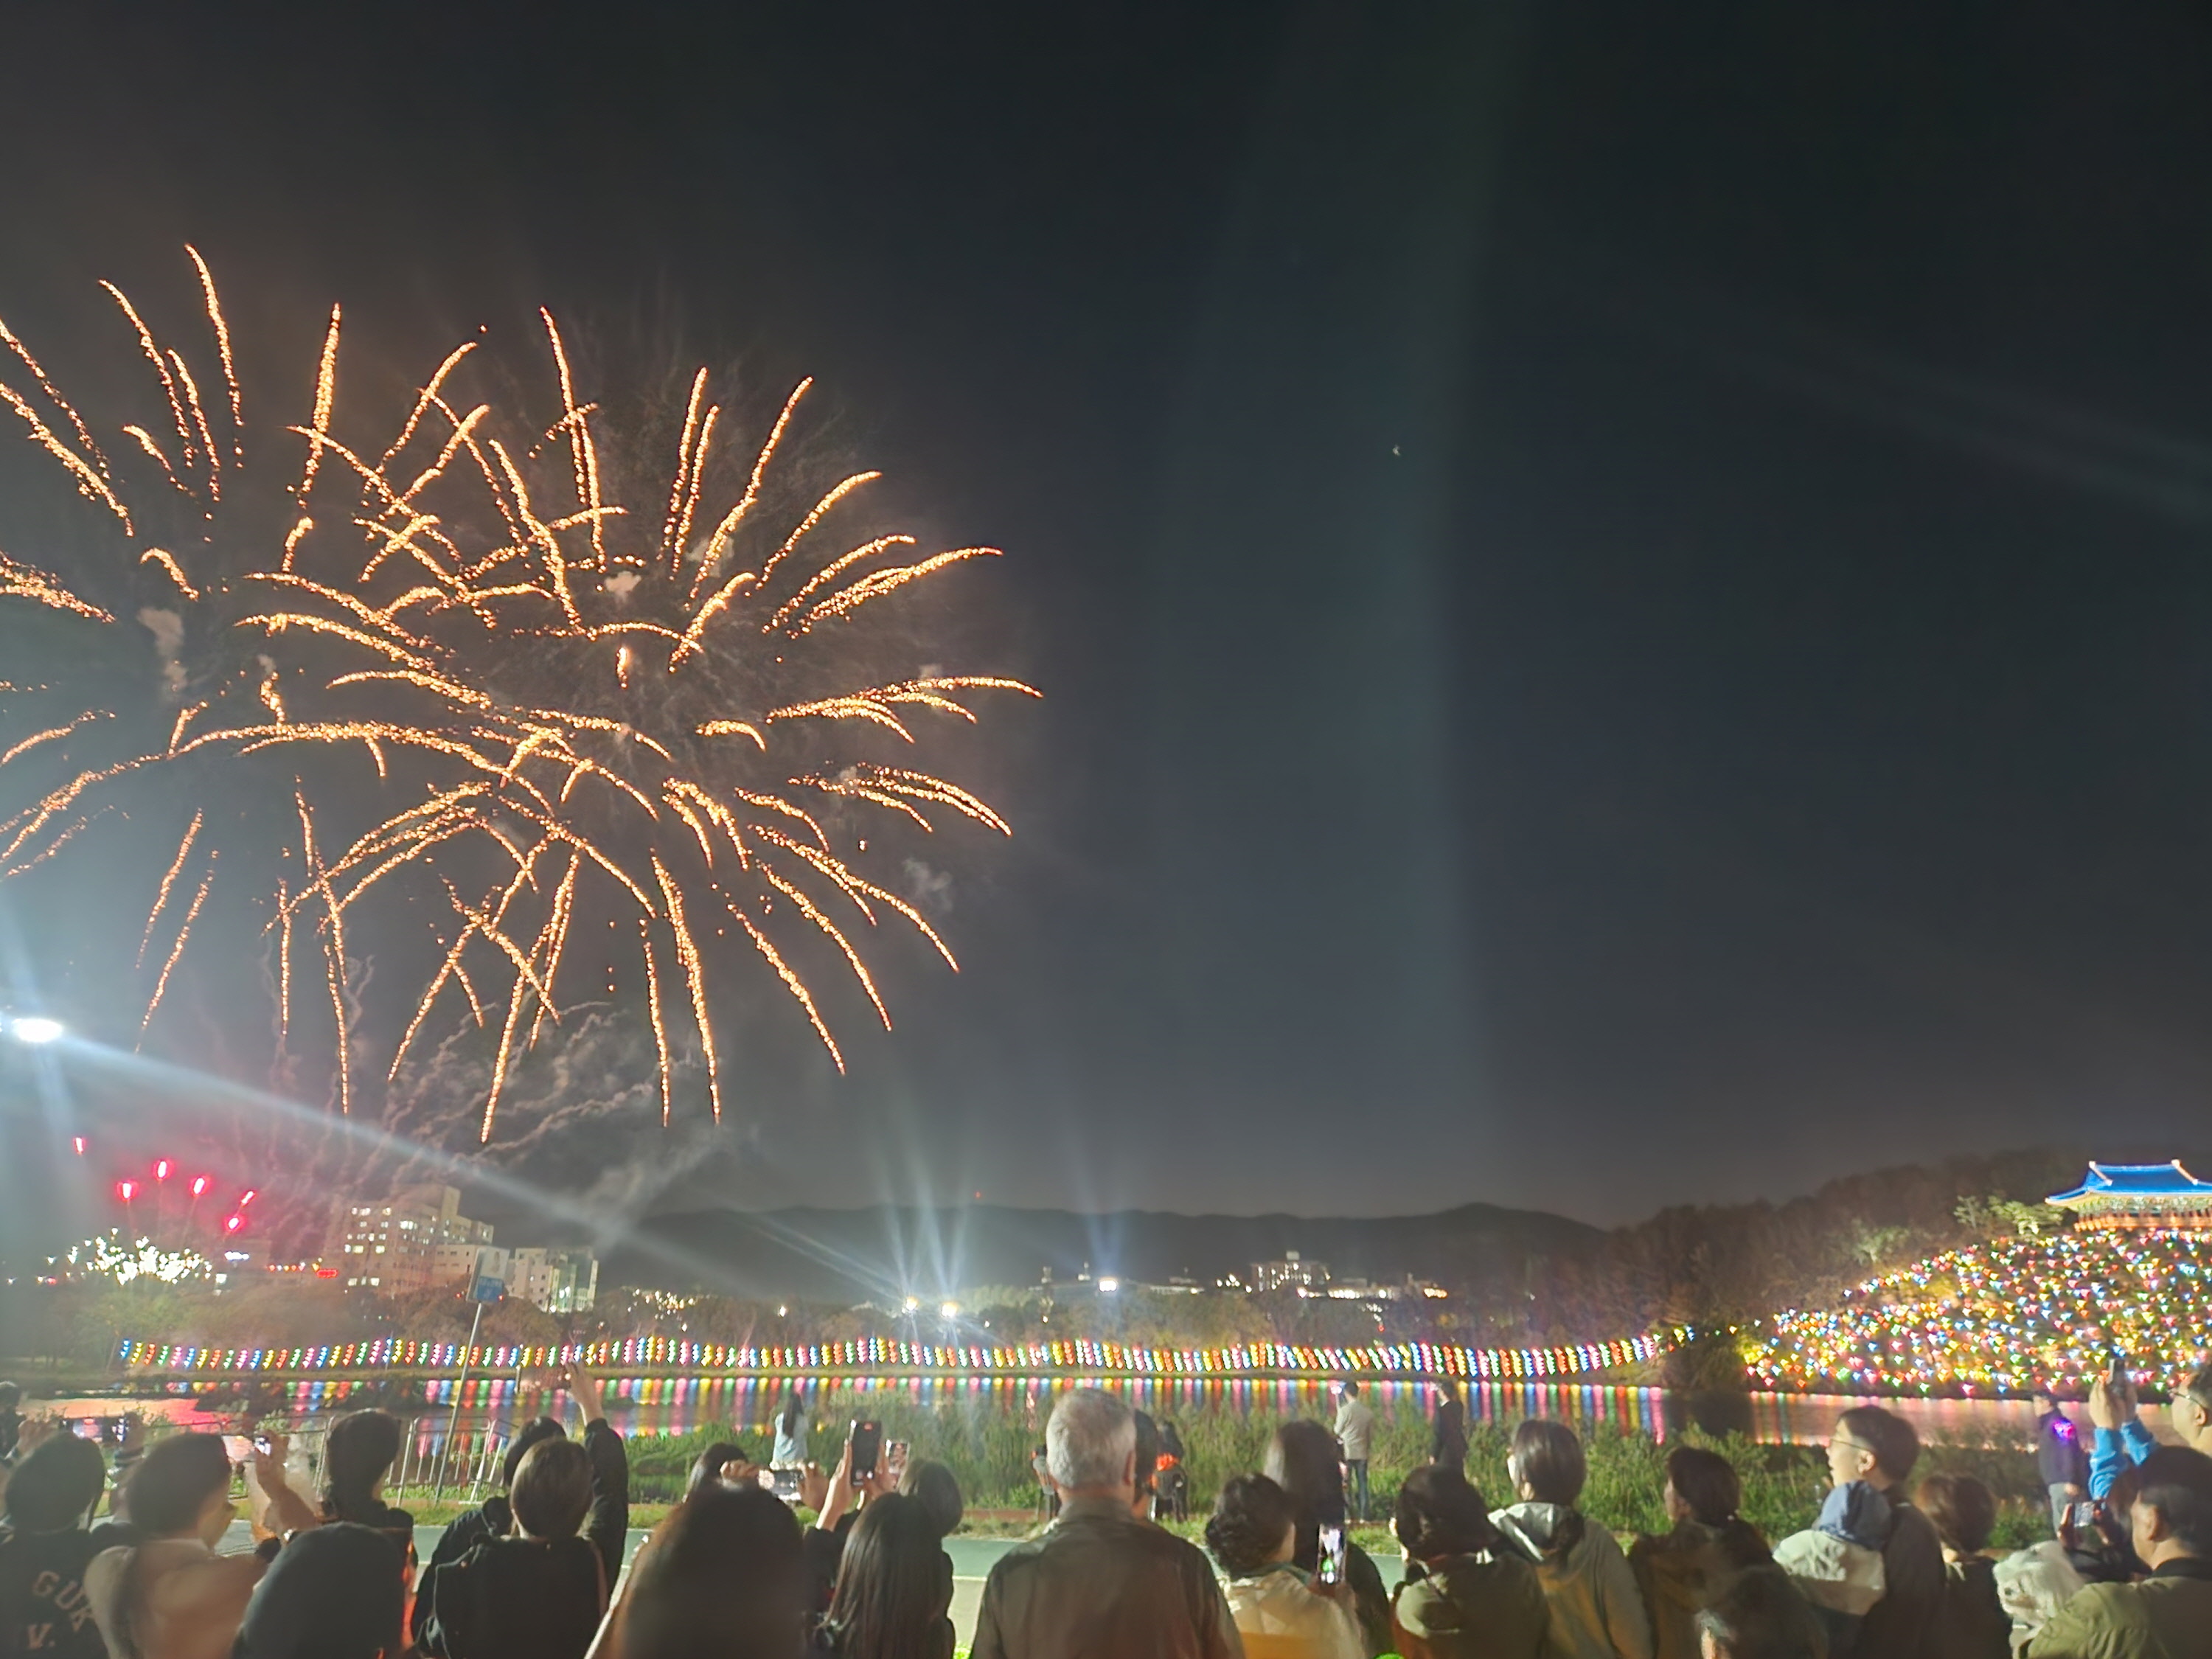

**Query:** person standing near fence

left=774, top=1391, right=814, bottom=1473
left=1335, top=1383, right=1376, bottom=1523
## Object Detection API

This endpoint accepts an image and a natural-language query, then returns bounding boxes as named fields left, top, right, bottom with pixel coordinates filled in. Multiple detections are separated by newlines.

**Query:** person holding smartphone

left=2087, top=1354, right=2212, bottom=1500
left=795, top=1420, right=900, bottom=1618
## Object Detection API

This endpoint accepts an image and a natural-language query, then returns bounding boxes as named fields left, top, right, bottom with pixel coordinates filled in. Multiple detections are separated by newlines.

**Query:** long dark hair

left=1265, top=1419, right=1346, bottom=1573
left=613, top=1486, right=807, bottom=1659
left=823, top=1493, right=953, bottom=1659
left=779, top=1390, right=807, bottom=1437
left=1665, top=1446, right=1769, bottom=1566
left=321, top=1410, right=402, bottom=1520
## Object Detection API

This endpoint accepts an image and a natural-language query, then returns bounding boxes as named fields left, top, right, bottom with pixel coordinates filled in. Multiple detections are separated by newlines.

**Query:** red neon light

left=155, top=1159, right=171, bottom=1180
left=315, top=1267, right=338, bottom=1279
left=117, top=1180, right=136, bottom=1201
left=224, top=1214, right=244, bottom=1232
left=72, top=1137, right=86, bottom=1156
left=239, top=1190, right=258, bottom=1207
left=191, top=1176, right=210, bottom=1197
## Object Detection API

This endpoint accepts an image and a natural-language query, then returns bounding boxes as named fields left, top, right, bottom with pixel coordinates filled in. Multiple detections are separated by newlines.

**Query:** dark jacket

left=2037, top=1410, right=2090, bottom=1490
left=1391, top=1551, right=1549, bottom=1659
left=970, top=1494, right=1242, bottom=1659
left=2025, top=1554, right=2212, bottom=1658
left=1431, top=1399, right=1469, bottom=1470
left=1629, top=1519, right=1771, bottom=1659
left=0, top=1526, right=108, bottom=1659
left=423, top=1534, right=606, bottom=1659
left=1856, top=1496, right=1944, bottom=1659
left=413, top=1419, right=628, bottom=1649
left=1930, top=1556, right=2009, bottom=1659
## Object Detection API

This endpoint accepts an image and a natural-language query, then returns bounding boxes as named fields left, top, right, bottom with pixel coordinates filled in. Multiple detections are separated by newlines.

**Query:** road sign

left=470, top=1275, right=505, bottom=1304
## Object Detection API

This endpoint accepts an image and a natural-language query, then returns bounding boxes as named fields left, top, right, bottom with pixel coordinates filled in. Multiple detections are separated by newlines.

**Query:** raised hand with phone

left=2084, top=1349, right=2161, bottom=1506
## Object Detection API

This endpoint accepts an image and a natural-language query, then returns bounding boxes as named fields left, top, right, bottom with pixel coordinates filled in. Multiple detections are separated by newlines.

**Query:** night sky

left=6, top=5, right=2212, bottom=1227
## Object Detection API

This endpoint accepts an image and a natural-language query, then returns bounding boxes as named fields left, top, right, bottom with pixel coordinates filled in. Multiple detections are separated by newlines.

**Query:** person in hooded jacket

left=422, top=1437, right=606, bottom=1659
left=1490, top=1420, right=1652, bottom=1659
left=1391, top=1464, right=1548, bottom=1659
left=1628, top=1447, right=1770, bottom=1659
left=411, top=1362, right=628, bottom=1650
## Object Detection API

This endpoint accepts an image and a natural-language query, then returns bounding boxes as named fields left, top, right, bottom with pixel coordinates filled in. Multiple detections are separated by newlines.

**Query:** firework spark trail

left=0, top=248, right=1037, bottom=1144
left=184, top=245, right=243, bottom=460
left=138, top=811, right=204, bottom=966
left=295, top=305, right=343, bottom=513
left=0, top=319, right=110, bottom=474
left=99, top=282, right=197, bottom=469
left=140, top=856, right=215, bottom=1036
left=0, top=383, right=132, bottom=532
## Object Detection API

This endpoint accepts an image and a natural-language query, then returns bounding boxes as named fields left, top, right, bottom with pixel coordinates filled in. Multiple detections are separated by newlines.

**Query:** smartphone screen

left=221, top=1435, right=256, bottom=1463
left=1318, top=1523, right=1346, bottom=1586
left=849, top=1419, right=883, bottom=1486
left=69, top=1419, right=101, bottom=1441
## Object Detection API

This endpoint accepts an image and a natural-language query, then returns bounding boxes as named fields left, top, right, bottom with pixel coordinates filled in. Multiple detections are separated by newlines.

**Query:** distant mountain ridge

left=606, top=1198, right=1602, bottom=1302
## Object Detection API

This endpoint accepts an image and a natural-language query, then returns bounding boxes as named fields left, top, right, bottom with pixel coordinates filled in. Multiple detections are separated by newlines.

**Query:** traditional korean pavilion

left=2048, top=1161, right=2212, bottom=1233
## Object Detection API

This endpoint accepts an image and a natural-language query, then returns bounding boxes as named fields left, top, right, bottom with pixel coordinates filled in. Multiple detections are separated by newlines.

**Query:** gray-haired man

left=972, top=1388, right=1243, bottom=1659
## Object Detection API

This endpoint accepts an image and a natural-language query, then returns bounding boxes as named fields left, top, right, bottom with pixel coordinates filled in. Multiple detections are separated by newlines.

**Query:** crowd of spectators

left=3, top=1360, right=2211, bottom=1658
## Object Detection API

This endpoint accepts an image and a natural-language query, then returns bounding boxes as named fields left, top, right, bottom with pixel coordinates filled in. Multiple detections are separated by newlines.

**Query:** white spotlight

left=10, top=1017, right=63, bottom=1044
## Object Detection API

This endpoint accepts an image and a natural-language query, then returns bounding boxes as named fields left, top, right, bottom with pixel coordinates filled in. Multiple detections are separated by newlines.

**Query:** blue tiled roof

left=2048, top=1161, right=2212, bottom=1206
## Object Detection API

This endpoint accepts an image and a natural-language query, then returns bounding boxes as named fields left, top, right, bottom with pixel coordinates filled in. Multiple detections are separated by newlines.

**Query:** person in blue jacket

left=2085, top=1357, right=2212, bottom=1499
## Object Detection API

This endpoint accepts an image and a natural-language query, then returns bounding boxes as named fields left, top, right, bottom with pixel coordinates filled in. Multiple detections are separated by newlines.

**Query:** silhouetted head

left=1395, top=1464, right=1500, bottom=1562
left=322, top=1409, right=402, bottom=1518
left=1207, top=1474, right=1298, bottom=1574
left=512, top=1437, right=596, bottom=1540
left=1509, top=1419, right=1587, bottom=1507
left=2, top=1433, right=107, bottom=1531
left=898, top=1458, right=964, bottom=1539
left=611, top=1486, right=808, bottom=1659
